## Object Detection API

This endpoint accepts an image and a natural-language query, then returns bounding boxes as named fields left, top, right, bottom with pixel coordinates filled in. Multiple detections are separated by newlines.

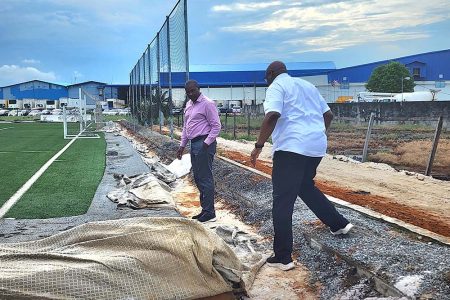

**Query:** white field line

left=0, top=132, right=82, bottom=219
left=0, top=127, right=14, bottom=131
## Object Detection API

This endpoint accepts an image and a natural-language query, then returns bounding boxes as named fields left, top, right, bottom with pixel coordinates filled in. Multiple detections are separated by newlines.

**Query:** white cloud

left=22, top=59, right=40, bottom=64
left=0, top=65, right=56, bottom=86
left=221, top=0, right=450, bottom=52
left=212, top=1, right=282, bottom=12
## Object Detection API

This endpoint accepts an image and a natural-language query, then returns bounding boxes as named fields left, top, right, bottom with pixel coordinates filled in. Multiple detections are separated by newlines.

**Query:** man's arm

left=323, top=110, right=333, bottom=132
left=250, top=111, right=280, bottom=166
left=203, top=102, right=221, bottom=147
left=177, top=109, right=188, bottom=159
left=256, top=112, right=280, bottom=146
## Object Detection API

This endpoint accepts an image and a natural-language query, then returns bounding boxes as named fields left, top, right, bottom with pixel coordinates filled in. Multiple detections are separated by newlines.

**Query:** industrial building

left=163, top=49, right=450, bottom=106
left=1, top=49, right=449, bottom=110
left=0, top=81, right=129, bottom=110
left=176, top=62, right=335, bottom=107
left=324, top=49, right=450, bottom=103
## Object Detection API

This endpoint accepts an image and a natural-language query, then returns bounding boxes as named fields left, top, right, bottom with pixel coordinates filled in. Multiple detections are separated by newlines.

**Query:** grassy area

left=219, top=132, right=258, bottom=142
left=220, top=114, right=264, bottom=130
left=0, top=122, right=106, bottom=219
left=0, top=116, right=40, bottom=122
left=0, top=123, right=69, bottom=207
left=6, top=135, right=106, bottom=219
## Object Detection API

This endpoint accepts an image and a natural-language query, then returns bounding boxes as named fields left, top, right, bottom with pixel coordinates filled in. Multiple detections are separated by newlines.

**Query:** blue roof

left=328, top=49, right=450, bottom=82
left=190, top=61, right=336, bottom=72
left=67, top=81, right=107, bottom=87
left=1, top=80, right=67, bottom=89
left=163, top=61, right=336, bottom=87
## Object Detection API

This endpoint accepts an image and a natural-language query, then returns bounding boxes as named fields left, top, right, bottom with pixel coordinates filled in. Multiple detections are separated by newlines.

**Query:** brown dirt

left=218, top=149, right=272, bottom=175
left=120, top=122, right=450, bottom=237
left=218, top=149, right=450, bottom=237
left=315, top=181, right=450, bottom=236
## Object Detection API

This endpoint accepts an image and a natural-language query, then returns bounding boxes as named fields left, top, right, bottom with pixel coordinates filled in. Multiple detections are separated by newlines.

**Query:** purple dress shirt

left=180, top=93, right=221, bottom=147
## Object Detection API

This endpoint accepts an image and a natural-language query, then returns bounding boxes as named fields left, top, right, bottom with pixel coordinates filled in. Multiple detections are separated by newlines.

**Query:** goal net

left=63, top=88, right=100, bottom=139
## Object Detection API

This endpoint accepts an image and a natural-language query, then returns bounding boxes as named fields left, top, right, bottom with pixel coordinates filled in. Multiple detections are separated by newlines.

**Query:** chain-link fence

left=130, top=0, right=188, bottom=137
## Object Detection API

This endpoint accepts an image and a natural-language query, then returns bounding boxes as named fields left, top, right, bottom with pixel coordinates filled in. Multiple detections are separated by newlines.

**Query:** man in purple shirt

left=176, top=80, right=221, bottom=223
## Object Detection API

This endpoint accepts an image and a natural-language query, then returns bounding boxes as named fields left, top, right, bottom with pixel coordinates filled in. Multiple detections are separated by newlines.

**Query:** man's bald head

left=265, top=61, right=287, bottom=85
left=185, top=80, right=199, bottom=89
left=185, top=80, right=201, bottom=102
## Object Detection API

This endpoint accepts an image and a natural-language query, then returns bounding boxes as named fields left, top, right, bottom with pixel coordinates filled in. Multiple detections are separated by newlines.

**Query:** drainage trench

left=120, top=121, right=450, bottom=299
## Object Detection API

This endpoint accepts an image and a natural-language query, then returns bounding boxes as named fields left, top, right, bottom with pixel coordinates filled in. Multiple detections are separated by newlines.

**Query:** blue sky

left=1, top=0, right=449, bottom=86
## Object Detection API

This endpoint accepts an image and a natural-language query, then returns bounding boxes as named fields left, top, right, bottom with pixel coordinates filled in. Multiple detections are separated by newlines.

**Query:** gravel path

left=127, top=122, right=450, bottom=300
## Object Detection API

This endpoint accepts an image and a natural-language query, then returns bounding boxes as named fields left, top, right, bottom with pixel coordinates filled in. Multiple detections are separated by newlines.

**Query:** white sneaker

left=266, top=256, right=295, bottom=271
left=331, top=223, right=354, bottom=235
left=267, top=261, right=295, bottom=271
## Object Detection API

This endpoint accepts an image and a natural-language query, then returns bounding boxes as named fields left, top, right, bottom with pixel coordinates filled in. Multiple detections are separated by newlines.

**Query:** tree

left=365, top=61, right=415, bottom=93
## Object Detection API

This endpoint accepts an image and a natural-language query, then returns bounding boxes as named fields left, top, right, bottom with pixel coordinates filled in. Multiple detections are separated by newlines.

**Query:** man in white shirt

left=251, top=61, right=354, bottom=271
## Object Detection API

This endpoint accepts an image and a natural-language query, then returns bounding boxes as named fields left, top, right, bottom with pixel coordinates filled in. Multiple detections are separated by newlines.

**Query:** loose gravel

left=124, top=122, right=450, bottom=300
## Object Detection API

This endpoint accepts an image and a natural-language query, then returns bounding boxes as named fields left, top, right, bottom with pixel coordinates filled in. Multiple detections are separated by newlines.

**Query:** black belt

left=191, top=134, right=208, bottom=143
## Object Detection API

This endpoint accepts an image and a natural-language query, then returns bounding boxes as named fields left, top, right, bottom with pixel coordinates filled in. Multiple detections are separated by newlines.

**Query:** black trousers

left=190, top=138, right=216, bottom=215
left=272, top=151, right=349, bottom=262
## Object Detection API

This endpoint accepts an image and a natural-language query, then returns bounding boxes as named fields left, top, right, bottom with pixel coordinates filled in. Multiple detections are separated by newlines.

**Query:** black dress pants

left=190, top=138, right=216, bottom=215
left=272, top=150, right=349, bottom=262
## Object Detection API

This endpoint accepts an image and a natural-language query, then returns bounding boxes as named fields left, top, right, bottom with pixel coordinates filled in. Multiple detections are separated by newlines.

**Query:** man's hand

left=176, top=146, right=185, bottom=160
left=250, top=148, right=262, bottom=167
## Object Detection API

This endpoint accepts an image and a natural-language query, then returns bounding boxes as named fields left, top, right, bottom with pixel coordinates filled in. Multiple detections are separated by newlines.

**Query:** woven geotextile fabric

left=0, top=217, right=244, bottom=299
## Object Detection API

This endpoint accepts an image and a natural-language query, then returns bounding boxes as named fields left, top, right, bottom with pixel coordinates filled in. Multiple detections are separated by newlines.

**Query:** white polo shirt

left=264, top=73, right=330, bottom=157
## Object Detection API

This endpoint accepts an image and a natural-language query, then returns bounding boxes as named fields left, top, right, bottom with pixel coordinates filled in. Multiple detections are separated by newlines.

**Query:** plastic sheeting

left=0, top=217, right=250, bottom=299
left=107, top=173, right=174, bottom=209
left=166, top=154, right=192, bottom=178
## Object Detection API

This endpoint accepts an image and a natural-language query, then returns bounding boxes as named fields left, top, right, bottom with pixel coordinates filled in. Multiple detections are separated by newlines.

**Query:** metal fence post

left=156, top=32, right=161, bottom=133
left=425, top=116, right=444, bottom=176
left=167, top=15, right=173, bottom=140
left=129, top=72, right=132, bottom=117
left=233, top=112, right=236, bottom=140
left=225, top=112, right=228, bottom=133
left=143, top=51, right=147, bottom=125
left=133, top=67, right=137, bottom=117
left=184, top=0, right=189, bottom=81
left=362, top=112, right=375, bottom=162
left=247, top=111, right=251, bottom=137
left=147, top=43, right=152, bottom=131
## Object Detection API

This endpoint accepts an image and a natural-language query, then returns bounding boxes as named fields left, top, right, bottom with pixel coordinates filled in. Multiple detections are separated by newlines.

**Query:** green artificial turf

left=0, top=122, right=106, bottom=219
left=5, top=134, right=106, bottom=219
left=0, top=123, right=69, bottom=207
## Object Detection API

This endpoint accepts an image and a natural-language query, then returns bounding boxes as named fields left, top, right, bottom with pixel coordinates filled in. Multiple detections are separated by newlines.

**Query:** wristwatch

left=254, top=142, right=264, bottom=149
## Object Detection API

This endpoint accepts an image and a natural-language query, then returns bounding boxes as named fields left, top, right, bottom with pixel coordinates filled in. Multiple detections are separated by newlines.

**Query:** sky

left=1, top=0, right=449, bottom=86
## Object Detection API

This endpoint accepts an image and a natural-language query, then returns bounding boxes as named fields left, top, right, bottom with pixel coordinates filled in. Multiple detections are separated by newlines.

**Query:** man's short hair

left=185, top=80, right=199, bottom=89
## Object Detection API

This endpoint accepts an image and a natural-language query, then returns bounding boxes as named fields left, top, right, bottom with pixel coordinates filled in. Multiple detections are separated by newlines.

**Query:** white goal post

left=63, top=88, right=100, bottom=139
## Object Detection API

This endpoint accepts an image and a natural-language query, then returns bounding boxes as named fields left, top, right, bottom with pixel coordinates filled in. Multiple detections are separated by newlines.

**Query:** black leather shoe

left=197, top=213, right=217, bottom=223
left=192, top=212, right=204, bottom=220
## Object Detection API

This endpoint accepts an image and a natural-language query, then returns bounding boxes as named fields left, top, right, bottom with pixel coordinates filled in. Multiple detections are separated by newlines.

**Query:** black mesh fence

left=129, top=0, right=188, bottom=136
